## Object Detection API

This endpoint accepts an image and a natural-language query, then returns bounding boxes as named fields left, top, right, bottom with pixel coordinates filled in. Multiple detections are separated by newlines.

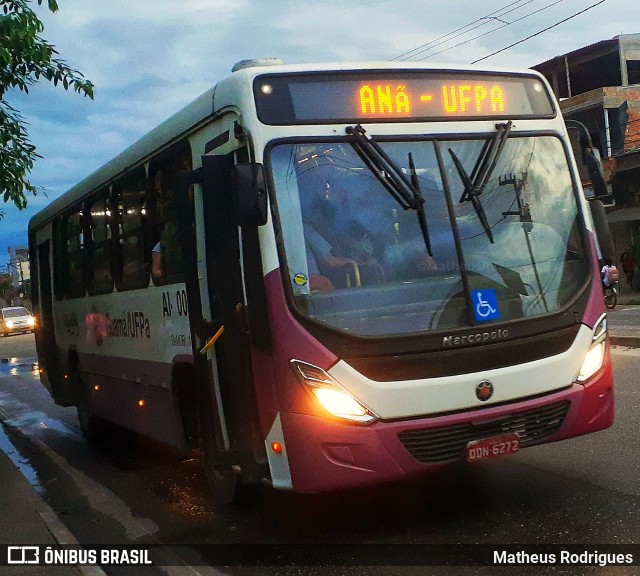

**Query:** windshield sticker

left=293, top=273, right=308, bottom=287
left=472, top=289, right=500, bottom=322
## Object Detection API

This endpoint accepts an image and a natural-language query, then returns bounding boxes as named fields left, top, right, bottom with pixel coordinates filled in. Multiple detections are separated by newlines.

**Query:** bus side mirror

left=584, top=147, right=608, bottom=198
left=233, top=163, right=268, bottom=226
left=589, top=198, right=615, bottom=263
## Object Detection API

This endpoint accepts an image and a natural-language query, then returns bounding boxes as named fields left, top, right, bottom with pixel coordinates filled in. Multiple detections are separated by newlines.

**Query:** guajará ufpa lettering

left=106, top=311, right=151, bottom=338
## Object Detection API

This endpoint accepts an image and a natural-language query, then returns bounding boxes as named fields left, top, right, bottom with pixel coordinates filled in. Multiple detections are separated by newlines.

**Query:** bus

left=29, top=60, right=614, bottom=502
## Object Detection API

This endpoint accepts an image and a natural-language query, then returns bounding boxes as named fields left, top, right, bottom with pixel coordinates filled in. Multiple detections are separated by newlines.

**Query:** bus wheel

left=200, top=427, right=256, bottom=506
left=210, top=466, right=239, bottom=505
left=201, top=445, right=240, bottom=505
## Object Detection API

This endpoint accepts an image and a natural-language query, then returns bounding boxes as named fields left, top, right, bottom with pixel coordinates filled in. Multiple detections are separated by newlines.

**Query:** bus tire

left=202, top=442, right=259, bottom=506
left=205, top=459, right=239, bottom=505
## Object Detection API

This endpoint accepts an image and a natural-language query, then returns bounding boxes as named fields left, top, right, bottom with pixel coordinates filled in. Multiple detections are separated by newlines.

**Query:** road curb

left=2, top=420, right=223, bottom=576
left=609, top=335, right=640, bottom=348
left=37, top=505, right=108, bottom=576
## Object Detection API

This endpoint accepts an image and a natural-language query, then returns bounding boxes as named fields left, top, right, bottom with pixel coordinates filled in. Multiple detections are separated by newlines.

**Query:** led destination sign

left=254, top=71, right=554, bottom=124
left=358, top=82, right=508, bottom=116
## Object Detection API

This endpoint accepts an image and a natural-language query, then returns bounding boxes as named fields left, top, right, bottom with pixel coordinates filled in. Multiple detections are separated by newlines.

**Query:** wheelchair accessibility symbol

left=471, top=288, right=500, bottom=322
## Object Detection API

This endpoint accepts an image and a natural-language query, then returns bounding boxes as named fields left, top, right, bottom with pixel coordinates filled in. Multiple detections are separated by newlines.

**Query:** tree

left=0, top=0, right=94, bottom=215
left=0, top=273, right=12, bottom=304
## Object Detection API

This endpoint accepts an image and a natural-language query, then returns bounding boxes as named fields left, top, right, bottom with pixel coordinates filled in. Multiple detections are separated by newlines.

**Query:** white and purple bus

left=29, top=60, right=614, bottom=502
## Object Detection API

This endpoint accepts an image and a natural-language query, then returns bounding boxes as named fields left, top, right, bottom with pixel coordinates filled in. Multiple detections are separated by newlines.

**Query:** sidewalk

left=607, top=290, right=640, bottom=348
left=0, top=424, right=84, bottom=576
left=612, top=291, right=640, bottom=306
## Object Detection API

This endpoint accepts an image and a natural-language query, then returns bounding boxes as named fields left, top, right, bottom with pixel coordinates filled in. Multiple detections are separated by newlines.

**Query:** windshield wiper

left=448, top=120, right=513, bottom=243
left=346, top=124, right=432, bottom=256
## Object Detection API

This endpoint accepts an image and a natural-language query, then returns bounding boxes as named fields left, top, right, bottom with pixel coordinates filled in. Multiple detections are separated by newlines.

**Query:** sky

left=1, top=0, right=635, bottom=266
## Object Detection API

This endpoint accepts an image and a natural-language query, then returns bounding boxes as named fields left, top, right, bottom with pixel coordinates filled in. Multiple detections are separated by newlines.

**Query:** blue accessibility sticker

left=471, top=288, right=500, bottom=322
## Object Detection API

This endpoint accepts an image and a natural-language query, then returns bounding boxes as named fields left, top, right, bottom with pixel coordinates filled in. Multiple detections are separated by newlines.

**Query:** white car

left=0, top=306, right=36, bottom=336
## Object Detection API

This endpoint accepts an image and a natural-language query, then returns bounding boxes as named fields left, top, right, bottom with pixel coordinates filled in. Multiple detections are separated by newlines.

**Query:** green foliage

left=0, top=0, right=94, bottom=210
left=0, top=273, right=11, bottom=291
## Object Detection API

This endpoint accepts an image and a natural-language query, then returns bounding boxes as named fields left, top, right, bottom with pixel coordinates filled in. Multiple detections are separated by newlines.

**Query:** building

left=7, top=246, right=30, bottom=301
left=533, top=33, right=640, bottom=290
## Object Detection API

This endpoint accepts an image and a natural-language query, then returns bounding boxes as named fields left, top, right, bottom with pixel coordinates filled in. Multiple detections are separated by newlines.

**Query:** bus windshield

left=270, top=135, right=590, bottom=337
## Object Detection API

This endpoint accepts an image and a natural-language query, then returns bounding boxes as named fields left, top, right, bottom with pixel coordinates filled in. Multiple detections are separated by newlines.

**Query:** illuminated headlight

left=577, top=341, right=605, bottom=381
left=5, top=321, right=14, bottom=329
left=27, top=317, right=35, bottom=326
left=290, top=360, right=377, bottom=423
left=577, top=314, right=607, bottom=382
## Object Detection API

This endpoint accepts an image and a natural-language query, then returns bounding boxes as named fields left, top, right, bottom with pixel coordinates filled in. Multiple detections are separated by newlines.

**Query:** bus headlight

left=577, top=314, right=607, bottom=382
left=290, top=360, right=377, bottom=423
left=577, top=341, right=605, bottom=382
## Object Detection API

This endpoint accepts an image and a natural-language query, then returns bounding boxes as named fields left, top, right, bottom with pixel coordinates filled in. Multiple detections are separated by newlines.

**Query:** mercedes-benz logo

left=475, top=380, right=494, bottom=401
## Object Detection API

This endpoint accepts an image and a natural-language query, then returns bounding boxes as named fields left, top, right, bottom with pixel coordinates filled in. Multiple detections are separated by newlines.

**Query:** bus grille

left=398, top=400, right=570, bottom=464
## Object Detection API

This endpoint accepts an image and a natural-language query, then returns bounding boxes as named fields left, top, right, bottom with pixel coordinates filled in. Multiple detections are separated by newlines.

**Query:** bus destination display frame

left=254, top=70, right=556, bottom=125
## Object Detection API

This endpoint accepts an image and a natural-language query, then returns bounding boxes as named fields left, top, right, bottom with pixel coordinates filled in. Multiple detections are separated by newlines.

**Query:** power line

left=414, top=0, right=568, bottom=62
left=471, top=0, right=607, bottom=64
left=391, top=0, right=531, bottom=61
left=391, top=0, right=533, bottom=61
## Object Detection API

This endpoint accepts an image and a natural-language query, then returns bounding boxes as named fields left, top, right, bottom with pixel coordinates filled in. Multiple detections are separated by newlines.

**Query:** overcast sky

left=1, top=0, right=634, bottom=266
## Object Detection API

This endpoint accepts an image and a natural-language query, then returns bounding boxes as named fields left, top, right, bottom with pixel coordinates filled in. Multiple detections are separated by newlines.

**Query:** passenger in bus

left=152, top=221, right=180, bottom=281
left=304, top=223, right=357, bottom=291
left=298, top=165, right=393, bottom=287
left=151, top=240, right=164, bottom=281
left=342, top=220, right=386, bottom=284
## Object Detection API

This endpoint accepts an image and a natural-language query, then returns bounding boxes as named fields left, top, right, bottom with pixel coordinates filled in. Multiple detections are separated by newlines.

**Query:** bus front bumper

left=278, top=363, right=613, bottom=494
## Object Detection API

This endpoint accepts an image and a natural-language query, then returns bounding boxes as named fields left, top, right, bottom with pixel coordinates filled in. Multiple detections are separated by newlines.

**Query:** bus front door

left=177, top=152, right=267, bottom=503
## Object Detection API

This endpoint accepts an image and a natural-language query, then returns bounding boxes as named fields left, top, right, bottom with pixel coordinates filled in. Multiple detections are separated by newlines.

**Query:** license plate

left=466, top=434, right=520, bottom=462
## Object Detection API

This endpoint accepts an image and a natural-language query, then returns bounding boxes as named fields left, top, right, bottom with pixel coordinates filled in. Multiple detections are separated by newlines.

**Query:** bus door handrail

left=199, top=325, right=225, bottom=355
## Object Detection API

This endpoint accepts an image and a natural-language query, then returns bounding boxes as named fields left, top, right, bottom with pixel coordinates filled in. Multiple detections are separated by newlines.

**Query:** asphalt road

left=0, top=332, right=639, bottom=575
left=0, top=330, right=38, bottom=360
left=607, top=303, right=640, bottom=337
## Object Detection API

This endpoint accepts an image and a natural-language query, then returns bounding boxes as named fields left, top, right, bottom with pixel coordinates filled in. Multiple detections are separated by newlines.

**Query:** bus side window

left=113, top=170, right=149, bottom=290
left=52, top=218, right=67, bottom=300
left=150, top=146, right=192, bottom=285
left=87, top=192, right=113, bottom=294
left=65, top=209, right=86, bottom=298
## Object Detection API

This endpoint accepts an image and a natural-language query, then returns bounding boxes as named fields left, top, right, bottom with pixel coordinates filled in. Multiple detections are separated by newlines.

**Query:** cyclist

left=600, top=258, right=614, bottom=288
left=602, top=257, right=620, bottom=309
left=601, top=257, right=619, bottom=289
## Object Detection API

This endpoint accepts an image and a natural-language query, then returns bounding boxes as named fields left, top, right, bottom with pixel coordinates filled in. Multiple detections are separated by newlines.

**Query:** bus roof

left=29, top=60, right=547, bottom=231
